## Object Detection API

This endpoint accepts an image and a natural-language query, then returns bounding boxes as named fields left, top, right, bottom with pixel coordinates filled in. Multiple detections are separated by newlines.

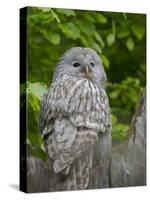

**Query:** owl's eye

left=90, top=62, right=95, bottom=67
left=73, top=62, right=80, bottom=67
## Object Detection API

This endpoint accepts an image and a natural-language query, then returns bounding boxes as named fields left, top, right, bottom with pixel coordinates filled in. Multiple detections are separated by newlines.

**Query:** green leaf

left=94, top=13, right=108, bottom=24
left=39, top=29, right=60, bottom=45
left=27, top=141, right=47, bottom=160
left=75, top=19, right=95, bottom=36
left=80, top=36, right=92, bottom=47
left=27, top=82, right=47, bottom=111
left=39, top=7, right=51, bottom=12
left=47, top=33, right=60, bottom=45
left=92, top=43, right=102, bottom=54
left=50, top=33, right=60, bottom=45
left=94, top=32, right=105, bottom=48
left=131, top=24, right=145, bottom=40
left=83, top=13, right=95, bottom=23
left=56, top=9, right=76, bottom=16
left=28, top=93, right=40, bottom=111
left=27, top=82, right=47, bottom=101
left=100, top=54, right=110, bottom=68
left=106, top=33, right=115, bottom=47
left=50, top=9, right=60, bottom=23
left=59, top=22, right=80, bottom=39
left=126, top=37, right=135, bottom=51
left=117, top=31, right=129, bottom=38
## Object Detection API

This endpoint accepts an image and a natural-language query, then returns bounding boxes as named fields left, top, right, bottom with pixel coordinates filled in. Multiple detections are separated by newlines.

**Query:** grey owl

left=39, top=47, right=111, bottom=191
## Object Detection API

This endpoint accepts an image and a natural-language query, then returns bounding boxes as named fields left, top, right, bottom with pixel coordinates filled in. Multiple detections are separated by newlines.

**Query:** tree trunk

left=27, top=90, right=146, bottom=192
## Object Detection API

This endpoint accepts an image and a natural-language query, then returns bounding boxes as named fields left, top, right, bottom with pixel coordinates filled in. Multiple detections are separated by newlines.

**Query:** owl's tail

left=53, top=151, right=93, bottom=191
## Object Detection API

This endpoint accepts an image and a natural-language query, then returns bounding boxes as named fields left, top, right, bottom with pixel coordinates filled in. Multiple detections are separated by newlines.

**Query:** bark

left=27, top=90, right=146, bottom=192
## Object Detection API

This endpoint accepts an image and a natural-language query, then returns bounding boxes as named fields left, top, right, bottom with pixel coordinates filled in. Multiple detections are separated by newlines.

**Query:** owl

left=39, top=47, right=111, bottom=191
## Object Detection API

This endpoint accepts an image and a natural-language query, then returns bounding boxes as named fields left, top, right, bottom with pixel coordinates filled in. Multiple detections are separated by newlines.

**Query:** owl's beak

left=83, top=65, right=90, bottom=74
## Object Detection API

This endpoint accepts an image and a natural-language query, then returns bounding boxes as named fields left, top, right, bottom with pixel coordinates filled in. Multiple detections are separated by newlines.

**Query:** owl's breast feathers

left=40, top=75, right=111, bottom=135
left=39, top=75, right=111, bottom=177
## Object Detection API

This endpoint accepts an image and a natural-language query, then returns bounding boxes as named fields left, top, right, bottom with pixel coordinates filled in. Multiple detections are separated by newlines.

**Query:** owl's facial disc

left=72, top=61, right=93, bottom=79
left=57, top=47, right=107, bottom=86
left=72, top=56, right=96, bottom=80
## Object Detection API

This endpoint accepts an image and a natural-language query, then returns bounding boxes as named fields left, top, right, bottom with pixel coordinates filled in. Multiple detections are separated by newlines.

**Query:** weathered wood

left=27, top=90, right=146, bottom=192
left=109, top=90, right=146, bottom=187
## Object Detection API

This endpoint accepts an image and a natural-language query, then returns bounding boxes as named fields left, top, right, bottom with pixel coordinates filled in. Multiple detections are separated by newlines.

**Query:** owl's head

left=54, top=47, right=107, bottom=89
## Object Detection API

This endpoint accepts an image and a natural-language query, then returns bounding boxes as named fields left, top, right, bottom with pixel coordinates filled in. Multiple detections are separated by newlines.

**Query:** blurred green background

left=23, top=7, right=146, bottom=160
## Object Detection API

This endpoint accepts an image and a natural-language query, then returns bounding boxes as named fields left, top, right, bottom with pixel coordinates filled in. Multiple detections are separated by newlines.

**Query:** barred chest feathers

left=49, top=75, right=110, bottom=133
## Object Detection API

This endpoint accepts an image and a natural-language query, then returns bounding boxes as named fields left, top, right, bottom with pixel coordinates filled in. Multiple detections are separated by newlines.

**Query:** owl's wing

left=39, top=77, right=82, bottom=136
left=39, top=83, right=62, bottom=136
left=39, top=87, right=53, bottom=136
left=39, top=81, right=79, bottom=154
left=39, top=85, right=76, bottom=174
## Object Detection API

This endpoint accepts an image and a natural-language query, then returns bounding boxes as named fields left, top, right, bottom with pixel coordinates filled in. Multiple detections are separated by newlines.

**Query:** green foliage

left=112, top=114, right=129, bottom=144
left=126, top=37, right=135, bottom=51
left=107, top=33, right=115, bottom=47
left=59, top=22, right=81, bottom=39
left=27, top=81, right=47, bottom=111
left=131, top=23, right=145, bottom=40
left=27, top=81, right=48, bottom=160
left=23, top=7, right=146, bottom=159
